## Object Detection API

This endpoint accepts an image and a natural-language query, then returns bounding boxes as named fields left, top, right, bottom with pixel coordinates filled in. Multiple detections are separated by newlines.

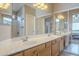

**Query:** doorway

left=63, top=9, right=79, bottom=56
left=71, top=14, right=79, bottom=44
left=45, top=17, right=52, bottom=33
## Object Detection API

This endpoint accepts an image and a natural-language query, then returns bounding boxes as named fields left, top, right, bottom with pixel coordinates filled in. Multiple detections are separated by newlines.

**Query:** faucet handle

left=48, top=34, right=50, bottom=37
left=22, top=36, right=28, bottom=42
left=26, top=36, right=28, bottom=40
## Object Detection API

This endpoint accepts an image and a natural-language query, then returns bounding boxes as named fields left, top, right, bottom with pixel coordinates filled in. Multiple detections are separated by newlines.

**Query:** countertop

left=0, top=32, right=71, bottom=56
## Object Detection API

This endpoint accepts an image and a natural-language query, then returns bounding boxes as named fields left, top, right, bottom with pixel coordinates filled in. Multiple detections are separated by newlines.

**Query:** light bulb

left=40, top=3, right=44, bottom=7
left=0, top=3, right=10, bottom=9
left=33, top=3, right=48, bottom=10
left=44, top=5, right=48, bottom=9
left=3, top=4, right=10, bottom=9
left=58, top=15, right=64, bottom=20
left=37, top=5, right=41, bottom=8
left=33, top=4, right=38, bottom=6
left=0, top=4, right=3, bottom=8
left=41, top=5, right=48, bottom=10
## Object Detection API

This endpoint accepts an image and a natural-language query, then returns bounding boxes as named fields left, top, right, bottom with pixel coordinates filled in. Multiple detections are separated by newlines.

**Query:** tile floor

left=71, top=39, right=79, bottom=44
left=60, top=40, right=79, bottom=56
left=60, top=51, right=76, bottom=56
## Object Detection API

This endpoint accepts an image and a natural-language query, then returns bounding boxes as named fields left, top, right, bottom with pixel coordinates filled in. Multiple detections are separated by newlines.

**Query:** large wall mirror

left=0, top=3, right=64, bottom=40
left=12, top=3, right=25, bottom=38
left=0, top=3, right=73, bottom=40
left=35, top=16, right=53, bottom=34
left=0, top=3, right=26, bottom=40
left=0, top=3, right=12, bottom=41
left=11, top=3, right=54, bottom=38
left=55, top=11, right=68, bottom=34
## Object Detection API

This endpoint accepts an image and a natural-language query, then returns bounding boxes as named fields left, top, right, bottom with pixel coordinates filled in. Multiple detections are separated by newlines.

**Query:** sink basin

left=23, top=40, right=38, bottom=45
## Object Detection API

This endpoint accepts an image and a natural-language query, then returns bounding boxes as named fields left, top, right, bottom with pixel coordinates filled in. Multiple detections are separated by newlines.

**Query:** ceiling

left=0, top=3, right=12, bottom=15
left=12, top=3, right=54, bottom=12
left=12, top=3, right=24, bottom=12
left=0, top=3, right=54, bottom=15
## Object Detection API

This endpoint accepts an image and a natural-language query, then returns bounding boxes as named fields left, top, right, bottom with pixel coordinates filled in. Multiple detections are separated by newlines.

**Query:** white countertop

left=0, top=32, right=71, bottom=56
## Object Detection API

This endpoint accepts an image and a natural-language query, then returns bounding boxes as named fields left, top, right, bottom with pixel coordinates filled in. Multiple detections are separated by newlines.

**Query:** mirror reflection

left=55, top=12, right=68, bottom=34
left=0, top=3, right=69, bottom=40
left=0, top=3, right=12, bottom=40
left=12, top=3, right=25, bottom=38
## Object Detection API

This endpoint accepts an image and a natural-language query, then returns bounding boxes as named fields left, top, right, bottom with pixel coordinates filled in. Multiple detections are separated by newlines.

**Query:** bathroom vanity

left=12, top=36, right=65, bottom=56
left=0, top=32, right=70, bottom=56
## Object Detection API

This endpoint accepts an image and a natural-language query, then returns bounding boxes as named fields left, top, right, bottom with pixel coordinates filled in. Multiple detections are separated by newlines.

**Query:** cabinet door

left=37, top=44, right=46, bottom=56
left=38, top=41, right=51, bottom=56
left=45, top=41, right=51, bottom=56
left=24, top=47, right=38, bottom=56
left=60, top=37, right=64, bottom=52
left=51, top=39, right=60, bottom=56
left=38, top=48, right=51, bottom=56
left=64, top=35, right=70, bottom=47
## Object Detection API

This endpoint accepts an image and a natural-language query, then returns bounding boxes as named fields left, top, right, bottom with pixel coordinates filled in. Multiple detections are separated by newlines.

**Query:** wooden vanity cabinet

left=24, top=47, right=38, bottom=56
left=37, top=43, right=46, bottom=56
left=51, top=39, right=60, bottom=56
left=64, top=35, right=70, bottom=48
left=59, top=37, right=65, bottom=52
left=45, top=41, right=51, bottom=56
left=12, top=52, right=24, bottom=56
left=38, top=41, right=51, bottom=56
left=13, top=41, right=51, bottom=56
left=11, top=37, right=66, bottom=56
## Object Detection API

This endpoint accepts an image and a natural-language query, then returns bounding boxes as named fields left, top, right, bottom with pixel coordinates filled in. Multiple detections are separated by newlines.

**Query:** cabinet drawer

left=45, top=41, right=51, bottom=48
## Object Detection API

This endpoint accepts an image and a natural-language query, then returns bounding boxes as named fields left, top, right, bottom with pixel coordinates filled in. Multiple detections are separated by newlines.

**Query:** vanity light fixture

left=0, top=3, right=10, bottom=9
left=57, top=15, right=64, bottom=20
left=33, top=3, right=48, bottom=10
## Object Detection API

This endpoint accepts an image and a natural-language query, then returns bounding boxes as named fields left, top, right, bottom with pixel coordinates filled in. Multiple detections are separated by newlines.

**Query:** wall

left=53, top=3, right=79, bottom=32
left=53, top=3, right=79, bottom=12
left=17, top=6, right=25, bottom=36
left=11, top=5, right=25, bottom=38
left=36, top=4, right=53, bottom=17
left=0, top=4, right=12, bottom=40
left=69, top=8, right=79, bottom=32
left=11, top=19, right=19, bottom=38
left=0, top=25, right=11, bottom=41
left=0, top=4, right=12, bottom=16
left=0, top=14, right=3, bottom=24
left=25, top=5, right=36, bottom=35
left=35, top=17, right=45, bottom=34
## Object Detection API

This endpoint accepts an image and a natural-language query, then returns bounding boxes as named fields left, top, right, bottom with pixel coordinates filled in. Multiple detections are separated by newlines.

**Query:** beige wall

left=36, top=4, right=53, bottom=17
left=0, top=14, right=3, bottom=24
left=26, top=14, right=35, bottom=35
left=25, top=5, right=36, bottom=35
left=17, top=6, right=25, bottom=36
left=0, top=25, right=11, bottom=41
left=11, top=19, right=19, bottom=38
left=35, top=17, right=45, bottom=34
left=0, top=4, right=12, bottom=16
left=55, top=12, right=68, bottom=32
left=53, top=3, right=79, bottom=12
left=53, top=3, right=79, bottom=33
left=69, top=8, right=79, bottom=32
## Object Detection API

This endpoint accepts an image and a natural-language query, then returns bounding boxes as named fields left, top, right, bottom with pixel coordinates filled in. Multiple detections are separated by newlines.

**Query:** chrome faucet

left=48, top=33, right=51, bottom=37
left=22, top=36, right=28, bottom=42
